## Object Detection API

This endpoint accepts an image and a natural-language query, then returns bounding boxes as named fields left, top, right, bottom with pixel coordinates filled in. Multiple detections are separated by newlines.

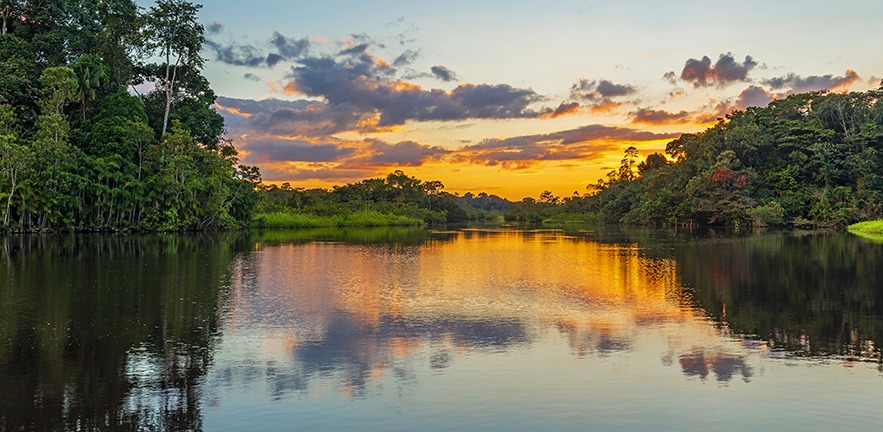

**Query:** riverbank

left=251, top=211, right=423, bottom=228
left=847, top=220, right=883, bottom=242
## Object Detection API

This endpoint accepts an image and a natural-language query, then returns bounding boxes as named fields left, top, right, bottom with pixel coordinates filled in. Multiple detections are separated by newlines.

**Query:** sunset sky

left=168, top=0, right=883, bottom=199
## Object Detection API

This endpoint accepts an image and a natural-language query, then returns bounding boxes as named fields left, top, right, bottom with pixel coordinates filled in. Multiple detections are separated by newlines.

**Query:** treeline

left=0, top=0, right=260, bottom=232
left=259, top=170, right=494, bottom=225
left=263, top=87, right=883, bottom=228
left=508, top=88, right=883, bottom=228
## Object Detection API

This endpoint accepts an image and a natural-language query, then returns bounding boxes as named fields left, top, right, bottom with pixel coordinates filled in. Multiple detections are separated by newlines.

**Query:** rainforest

left=2, top=1, right=882, bottom=232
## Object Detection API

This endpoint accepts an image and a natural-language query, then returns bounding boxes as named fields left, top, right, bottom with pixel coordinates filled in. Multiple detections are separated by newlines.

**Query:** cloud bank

left=679, top=53, right=757, bottom=88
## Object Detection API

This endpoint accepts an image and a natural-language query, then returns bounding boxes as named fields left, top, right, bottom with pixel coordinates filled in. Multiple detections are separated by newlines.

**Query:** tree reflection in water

left=0, top=234, right=250, bottom=431
left=2, top=227, right=882, bottom=430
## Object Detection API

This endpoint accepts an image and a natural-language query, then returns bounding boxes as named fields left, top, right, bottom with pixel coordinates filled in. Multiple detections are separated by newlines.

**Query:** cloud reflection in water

left=208, top=229, right=768, bottom=401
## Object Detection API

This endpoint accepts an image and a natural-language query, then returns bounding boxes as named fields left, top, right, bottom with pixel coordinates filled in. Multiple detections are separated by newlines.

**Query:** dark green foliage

left=259, top=170, right=477, bottom=225
left=0, top=34, right=39, bottom=126
left=459, top=192, right=511, bottom=212
left=72, top=53, right=108, bottom=120
left=0, top=1, right=260, bottom=232
left=574, top=89, right=883, bottom=228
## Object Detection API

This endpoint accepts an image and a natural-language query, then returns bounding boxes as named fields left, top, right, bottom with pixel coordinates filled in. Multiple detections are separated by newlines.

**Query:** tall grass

left=252, top=211, right=423, bottom=228
left=848, top=220, right=883, bottom=242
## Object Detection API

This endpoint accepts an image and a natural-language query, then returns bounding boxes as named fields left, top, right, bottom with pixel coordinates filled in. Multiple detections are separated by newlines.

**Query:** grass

left=252, top=211, right=423, bottom=228
left=847, top=220, right=883, bottom=242
left=542, top=212, right=603, bottom=224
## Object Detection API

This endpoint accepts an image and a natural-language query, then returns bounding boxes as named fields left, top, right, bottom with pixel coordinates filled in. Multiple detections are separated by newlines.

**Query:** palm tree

left=76, top=65, right=104, bottom=120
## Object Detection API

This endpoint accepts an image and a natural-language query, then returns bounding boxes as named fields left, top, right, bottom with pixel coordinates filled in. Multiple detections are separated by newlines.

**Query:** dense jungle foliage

left=3, top=3, right=880, bottom=230
left=264, top=88, right=883, bottom=228
left=573, top=89, right=883, bottom=228
left=499, top=88, right=883, bottom=228
left=0, top=0, right=260, bottom=232
left=258, top=170, right=488, bottom=226
left=264, top=89, right=883, bottom=228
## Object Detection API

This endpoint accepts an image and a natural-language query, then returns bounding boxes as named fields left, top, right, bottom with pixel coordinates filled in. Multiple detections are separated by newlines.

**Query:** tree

left=140, top=0, right=205, bottom=136
left=618, top=146, right=639, bottom=182
left=0, top=33, right=38, bottom=111
left=26, top=67, right=80, bottom=228
left=423, top=180, right=444, bottom=210
left=96, top=0, right=140, bottom=92
left=38, top=66, right=78, bottom=118
left=0, top=103, right=32, bottom=227
left=1, top=0, right=24, bottom=36
left=637, top=152, right=668, bottom=175
left=538, top=190, right=561, bottom=205
left=74, top=54, right=108, bottom=120
left=14, top=0, right=101, bottom=66
left=0, top=1, right=260, bottom=232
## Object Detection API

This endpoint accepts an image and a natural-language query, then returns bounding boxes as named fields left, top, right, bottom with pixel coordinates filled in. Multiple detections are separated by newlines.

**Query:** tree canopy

left=503, top=88, right=883, bottom=228
left=0, top=0, right=260, bottom=232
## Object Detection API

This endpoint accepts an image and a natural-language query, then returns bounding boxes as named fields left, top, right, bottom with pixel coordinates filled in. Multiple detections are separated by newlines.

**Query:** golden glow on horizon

left=222, top=230, right=745, bottom=396
left=235, top=96, right=709, bottom=198
left=254, top=136, right=675, bottom=200
left=234, top=231, right=701, bottom=329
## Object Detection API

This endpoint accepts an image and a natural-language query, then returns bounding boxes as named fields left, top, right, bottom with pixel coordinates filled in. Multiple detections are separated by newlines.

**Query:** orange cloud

left=213, top=102, right=252, bottom=118
left=541, top=102, right=581, bottom=119
left=452, top=124, right=679, bottom=169
left=267, top=80, right=303, bottom=96
left=630, top=108, right=693, bottom=126
left=589, top=100, right=624, bottom=114
left=831, top=69, right=861, bottom=90
left=764, top=69, right=862, bottom=94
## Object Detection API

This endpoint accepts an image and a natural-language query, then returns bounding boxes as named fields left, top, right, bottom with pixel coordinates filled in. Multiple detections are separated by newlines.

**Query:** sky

left=149, top=0, right=883, bottom=199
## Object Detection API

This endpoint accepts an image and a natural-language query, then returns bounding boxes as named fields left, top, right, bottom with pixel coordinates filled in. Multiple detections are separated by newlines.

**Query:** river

left=1, top=226, right=881, bottom=431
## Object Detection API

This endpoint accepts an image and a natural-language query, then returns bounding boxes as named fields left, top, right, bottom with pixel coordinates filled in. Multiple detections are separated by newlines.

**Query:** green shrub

left=746, top=202, right=785, bottom=226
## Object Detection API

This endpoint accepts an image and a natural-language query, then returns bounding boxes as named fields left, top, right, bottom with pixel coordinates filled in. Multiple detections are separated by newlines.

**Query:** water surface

left=1, top=227, right=881, bottom=431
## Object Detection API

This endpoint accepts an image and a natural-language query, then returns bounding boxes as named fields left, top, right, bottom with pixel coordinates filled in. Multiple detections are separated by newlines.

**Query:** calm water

left=1, top=227, right=882, bottom=431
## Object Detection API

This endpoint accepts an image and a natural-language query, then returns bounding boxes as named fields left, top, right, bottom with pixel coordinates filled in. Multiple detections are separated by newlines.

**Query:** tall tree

left=140, top=0, right=205, bottom=136
left=96, top=0, right=139, bottom=91
left=28, top=66, right=79, bottom=227
left=0, top=0, right=23, bottom=36
left=0, top=33, right=38, bottom=112
left=74, top=54, right=108, bottom=120
left=15, top=0, right=101, bottom=66
left=0, top=103, right=32, bottom=227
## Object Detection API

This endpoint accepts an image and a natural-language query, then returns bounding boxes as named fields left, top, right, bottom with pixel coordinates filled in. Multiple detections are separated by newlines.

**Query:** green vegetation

left=0, top=0, right=260, bottom=232
left=848, top=220, right=883, bottom=241
left=253, top=211, right=422, bottom=228
left=255, top=226, right=436, bottom=245
left=5, top=2, right=880, bottom=232
left=504, top=89, right=883, bottom=228
left=540, top=212, right=603, bottom=224
left=257, top=170, right=475, bottom=226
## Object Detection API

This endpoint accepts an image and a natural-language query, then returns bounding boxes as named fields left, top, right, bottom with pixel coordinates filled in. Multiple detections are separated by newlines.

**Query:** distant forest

left=0, top=0, right=260, bottom=232
left=262, top=87, right=883, bottom=229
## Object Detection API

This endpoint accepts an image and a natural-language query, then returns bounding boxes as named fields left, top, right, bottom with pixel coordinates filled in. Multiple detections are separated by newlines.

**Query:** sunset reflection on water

left=3, top=230, right=881, bottom=431
left=211, top=229, right=758, bottom=402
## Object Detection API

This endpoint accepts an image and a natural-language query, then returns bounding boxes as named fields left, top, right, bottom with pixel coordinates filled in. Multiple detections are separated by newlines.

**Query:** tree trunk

left=4, top=169, right=15, bottom=227
left=161, top=51, right=180, bottom=137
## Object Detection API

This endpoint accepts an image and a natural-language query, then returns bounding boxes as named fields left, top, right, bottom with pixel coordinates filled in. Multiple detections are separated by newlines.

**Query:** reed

left=252, top=211, right=423, bottom=228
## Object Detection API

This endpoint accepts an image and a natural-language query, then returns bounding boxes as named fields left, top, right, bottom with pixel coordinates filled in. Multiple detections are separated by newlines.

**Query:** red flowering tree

left=688, top=150, right=755, bottom=225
